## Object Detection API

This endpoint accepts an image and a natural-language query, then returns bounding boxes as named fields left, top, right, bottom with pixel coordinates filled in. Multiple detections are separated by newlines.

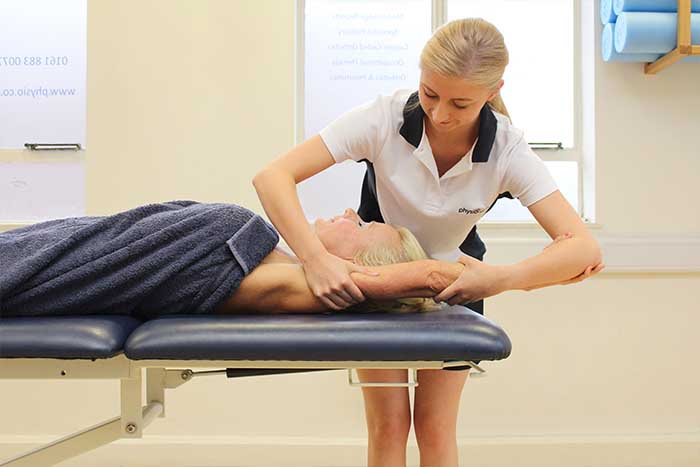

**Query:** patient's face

left=314, top=208, right=401, bottom=259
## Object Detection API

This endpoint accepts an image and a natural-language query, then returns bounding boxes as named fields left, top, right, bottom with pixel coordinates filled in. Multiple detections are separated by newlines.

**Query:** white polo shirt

left=319, top=88, right=558, bottom=262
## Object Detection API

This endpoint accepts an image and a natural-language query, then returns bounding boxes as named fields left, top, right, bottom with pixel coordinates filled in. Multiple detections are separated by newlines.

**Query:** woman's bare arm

left=214, top=260, right=464, bottom=314
left=252, top=135, right=335, bottom=264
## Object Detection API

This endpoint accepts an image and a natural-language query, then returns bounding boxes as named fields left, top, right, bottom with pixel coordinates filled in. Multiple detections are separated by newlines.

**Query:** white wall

left=1, top=1, right=699, bottom=466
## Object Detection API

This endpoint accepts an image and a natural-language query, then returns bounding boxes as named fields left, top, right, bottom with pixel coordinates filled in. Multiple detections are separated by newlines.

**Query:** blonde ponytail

left=420, top=18, right=511, bottom=123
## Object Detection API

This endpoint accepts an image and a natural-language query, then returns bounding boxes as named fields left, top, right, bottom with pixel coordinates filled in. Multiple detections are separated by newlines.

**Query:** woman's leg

left=413, top=368, right=470, bottom=467
left=356, top=369, right=412, bottom=467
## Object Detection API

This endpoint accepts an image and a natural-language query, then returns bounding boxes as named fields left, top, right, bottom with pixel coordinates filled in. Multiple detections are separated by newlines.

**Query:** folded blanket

left=0, top=201, right=279, bottom=319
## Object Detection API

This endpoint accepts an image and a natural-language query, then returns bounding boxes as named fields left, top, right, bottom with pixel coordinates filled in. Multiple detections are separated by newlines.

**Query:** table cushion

left=124, top=305, right=511, bottom=362
left=0, top=315, right=143, bottom=359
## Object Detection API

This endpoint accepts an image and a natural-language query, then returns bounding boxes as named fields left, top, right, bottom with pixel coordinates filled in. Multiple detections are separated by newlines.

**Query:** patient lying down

left=0, top=201, right=462, bottom=318
left=215, top=207, right=463, bottom=315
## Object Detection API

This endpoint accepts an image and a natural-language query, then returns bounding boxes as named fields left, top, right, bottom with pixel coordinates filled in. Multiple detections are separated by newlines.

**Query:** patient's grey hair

left=350, top=225, right=443, bottom=313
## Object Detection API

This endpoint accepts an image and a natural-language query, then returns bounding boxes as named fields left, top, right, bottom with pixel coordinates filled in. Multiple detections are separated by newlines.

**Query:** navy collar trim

left=399, top=91, right=497, bottom=163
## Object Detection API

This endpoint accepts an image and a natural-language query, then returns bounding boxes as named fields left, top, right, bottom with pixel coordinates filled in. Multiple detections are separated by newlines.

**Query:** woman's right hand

left=302, top=251, right=379, bottom=310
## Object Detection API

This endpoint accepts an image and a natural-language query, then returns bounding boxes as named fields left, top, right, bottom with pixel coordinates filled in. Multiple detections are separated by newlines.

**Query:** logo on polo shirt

left=458, top=207, right=485, bottom=215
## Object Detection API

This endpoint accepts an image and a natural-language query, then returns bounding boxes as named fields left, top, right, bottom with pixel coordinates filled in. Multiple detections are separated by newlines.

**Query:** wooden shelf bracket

left=644, top=0, right=699, bottom=74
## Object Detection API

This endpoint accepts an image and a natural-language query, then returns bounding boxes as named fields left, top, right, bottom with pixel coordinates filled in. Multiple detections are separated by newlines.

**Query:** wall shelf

left=644, top=0, right=700, bottom=74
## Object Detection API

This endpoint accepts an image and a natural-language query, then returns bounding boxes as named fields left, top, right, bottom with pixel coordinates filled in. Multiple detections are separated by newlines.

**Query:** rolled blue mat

left=614, top=0, right=700, bottom=15
left=602, top=22, right=662, bottom=61
left=615, top=12, right=700, bottom=53
left=601, top=0, right=618, bottom=24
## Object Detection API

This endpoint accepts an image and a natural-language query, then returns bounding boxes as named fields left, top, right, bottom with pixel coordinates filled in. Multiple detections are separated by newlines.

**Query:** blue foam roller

left=615, top=12, right=700, bottom=53
left=602, top=22, right=662, bottom=61
left=601, top=0, right=618, bottom=24
left=614, top=0, right=700, bottom=15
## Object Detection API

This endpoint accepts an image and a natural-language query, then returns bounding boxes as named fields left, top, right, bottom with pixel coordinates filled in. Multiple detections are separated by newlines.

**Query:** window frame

left=295, top=0, right=594, bottom=224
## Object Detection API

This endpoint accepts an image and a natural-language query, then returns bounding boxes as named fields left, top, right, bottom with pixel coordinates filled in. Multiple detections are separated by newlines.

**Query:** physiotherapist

left=253, top=17, right=604, bottom=467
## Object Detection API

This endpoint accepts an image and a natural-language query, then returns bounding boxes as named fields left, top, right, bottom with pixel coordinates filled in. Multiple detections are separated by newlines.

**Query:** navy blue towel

left=0, top=201, right=279, bottom=319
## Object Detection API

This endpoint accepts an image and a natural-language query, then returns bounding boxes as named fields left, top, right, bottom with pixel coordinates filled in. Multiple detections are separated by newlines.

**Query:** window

left=300, top=0, right=432, bottom=221
left=299, top=0, right=588, bottom=223
left=448, top=0, right=579, bottom=221
left=0, top=0, right=87, bottom=222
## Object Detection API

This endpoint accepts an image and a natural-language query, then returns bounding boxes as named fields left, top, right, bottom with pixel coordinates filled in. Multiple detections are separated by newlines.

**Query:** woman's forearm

left=351, top=259, right=463, bottom=300
left=505, top=235, right=602, bottom=291
left=253, top=167, right=326, bottom=263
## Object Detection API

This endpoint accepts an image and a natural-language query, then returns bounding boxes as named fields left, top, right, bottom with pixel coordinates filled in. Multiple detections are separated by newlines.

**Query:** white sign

left=0, top=0, right=87, bottom=149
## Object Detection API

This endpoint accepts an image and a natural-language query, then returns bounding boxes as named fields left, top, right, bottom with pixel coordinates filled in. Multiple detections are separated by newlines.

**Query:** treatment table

left=0, top=305, right=511, bottom=466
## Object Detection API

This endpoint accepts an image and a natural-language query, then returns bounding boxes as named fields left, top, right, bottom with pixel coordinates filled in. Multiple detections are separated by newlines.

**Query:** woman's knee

left=367, top=413, right=411, bottom=444
left=357, top=369, right=412, bottom=442
left=413, top=412, right=456, bottom=448
left=362, top=389, right=411, bottom=442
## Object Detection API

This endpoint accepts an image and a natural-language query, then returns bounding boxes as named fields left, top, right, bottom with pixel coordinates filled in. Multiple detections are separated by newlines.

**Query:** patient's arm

left=351, top=259, right=464, bottom=300
left=213, top=259, right=463, bottom=314
left=214, top=263, right=321, bottom=314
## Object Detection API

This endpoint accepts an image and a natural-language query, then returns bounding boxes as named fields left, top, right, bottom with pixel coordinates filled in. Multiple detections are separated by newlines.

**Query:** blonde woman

left=253, top=18, right=604, bottom=467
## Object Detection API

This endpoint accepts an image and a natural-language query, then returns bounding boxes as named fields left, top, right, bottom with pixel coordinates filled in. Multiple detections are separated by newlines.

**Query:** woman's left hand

left=434, top=255, right=509, bottom=305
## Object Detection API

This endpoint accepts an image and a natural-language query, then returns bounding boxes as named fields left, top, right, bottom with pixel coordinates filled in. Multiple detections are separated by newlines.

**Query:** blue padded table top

left=125, top=305, right=511, bottom=362
left=0, top=315, right=143, bottom=359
